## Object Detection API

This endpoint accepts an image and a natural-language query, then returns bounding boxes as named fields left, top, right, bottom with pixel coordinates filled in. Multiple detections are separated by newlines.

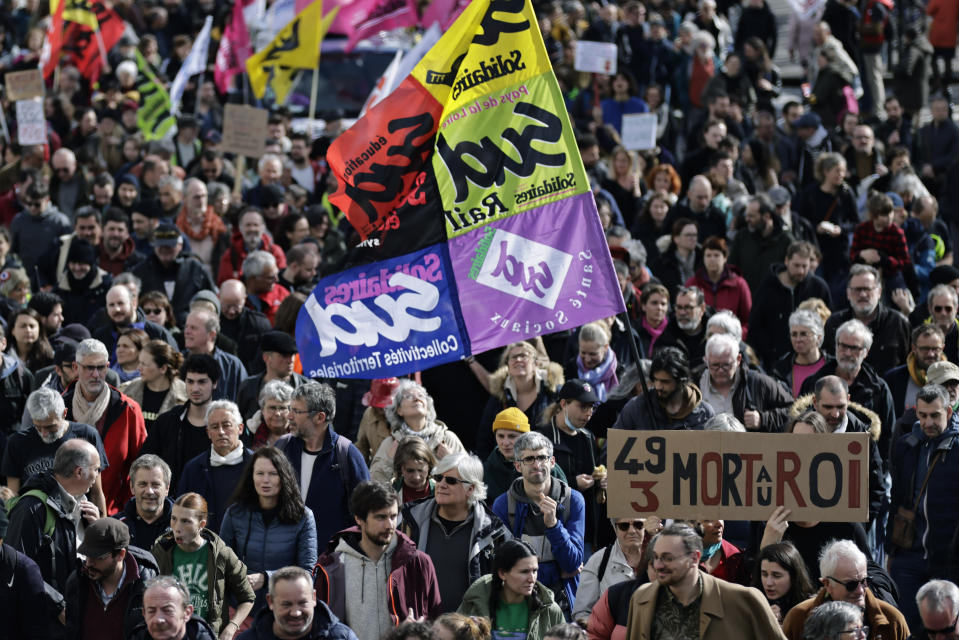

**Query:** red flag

left=214, top=0, right=253, bottom=93
left=59, top=0, right=124, bottom=81
left=40, top=0, right=65, bottom=79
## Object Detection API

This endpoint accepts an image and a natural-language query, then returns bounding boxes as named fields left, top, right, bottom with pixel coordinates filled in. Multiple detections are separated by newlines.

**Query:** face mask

left=564, top=410, right=579, bottom=432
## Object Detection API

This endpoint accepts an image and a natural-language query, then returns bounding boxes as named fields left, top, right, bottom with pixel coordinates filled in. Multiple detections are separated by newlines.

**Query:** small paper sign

left=574, top=41, right=617, bottom=75
left=621, top=113, right=658, bottom=150
left=5, top=69, right=45, bottom=101
left=16, top=98, right=46, bottom=145
left=222, top=103, right=269, bottom=158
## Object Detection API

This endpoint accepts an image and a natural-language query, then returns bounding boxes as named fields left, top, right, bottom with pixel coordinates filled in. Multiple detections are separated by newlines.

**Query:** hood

left=326, top=526, right=418, bottom=569
left=506, top=472, right=568, bottom=507
left=789, top=393, right=882, bottom=441
left=460, top=574, right=556, bottom=615
left=249, top=598, right=343, bottom=639
left=488, top=361, right=564, bottom=403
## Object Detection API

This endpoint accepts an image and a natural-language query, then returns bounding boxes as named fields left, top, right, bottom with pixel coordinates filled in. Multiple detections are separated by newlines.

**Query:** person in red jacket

left=314, top=481, right=441, bottom=640
left=927, top=0, right=959, bottom=99
left=686, top=236, right=752, bottom=337
left=217, top=208, right=287, bottom=285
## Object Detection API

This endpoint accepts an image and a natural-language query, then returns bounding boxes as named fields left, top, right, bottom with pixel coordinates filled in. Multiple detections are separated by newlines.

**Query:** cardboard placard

left=222, top=103, right=268, bottom=158
left=621, top=113, right=658, bottom=150
left=574, top=41, right=617, bottom=75
left=16, top=98, right=46, bottom=145
left=5, top=69, right=45, bottom=101
left=606, top=430, right=869, bottom=522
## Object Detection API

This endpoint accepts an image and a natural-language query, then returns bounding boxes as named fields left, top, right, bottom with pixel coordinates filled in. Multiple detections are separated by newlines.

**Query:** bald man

left=218, top=279, right=271, bottom=373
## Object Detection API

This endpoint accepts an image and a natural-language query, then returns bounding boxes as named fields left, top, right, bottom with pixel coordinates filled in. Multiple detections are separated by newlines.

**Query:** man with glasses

left=63, top=339, right=146, bottom=515
left=179, top=400, right=253, bottom=533
left=241, top=250, right=290, bottom=326
left=699, top=333, right=793, bottom=431
left=917, top=580, right=959, bottom=640
left=10, top=177, right=71, bottom=289
left=823, top=265, right=911, bottom=377
left=888, top=384, right=959, bottom=630
left=924, top=284, right=959, bottom=365
left=801, top=320, right=897, bottom=462
left=399, top=452, right=509, bottom=613
left=50, top=147, right=90, bottom=220
left=783, top=539, right=907, bottom=640
left=64, top=517, right=159, bottom=640
left=663, top=286, right=711, bottom=369
left=886, top=325, right=947, bottom=416
left=277, top=382, right=369, bottom=551
left=492, top=431, right=585, bottom=618
left=626, top=523, right=784, bottom=640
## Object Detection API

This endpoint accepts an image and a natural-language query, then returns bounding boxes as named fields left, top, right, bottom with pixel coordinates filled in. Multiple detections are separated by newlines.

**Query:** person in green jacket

left=151, top=492, right=256, bottom=638
left=458, top=540, right=564, bottom=640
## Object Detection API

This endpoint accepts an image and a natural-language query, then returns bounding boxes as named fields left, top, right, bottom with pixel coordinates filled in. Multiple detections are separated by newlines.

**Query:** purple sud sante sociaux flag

left=296, top=0, right=626, bottom=378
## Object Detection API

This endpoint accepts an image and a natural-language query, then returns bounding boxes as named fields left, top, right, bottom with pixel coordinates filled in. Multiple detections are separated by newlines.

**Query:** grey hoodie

left=337, top=535, right=397, bottom=640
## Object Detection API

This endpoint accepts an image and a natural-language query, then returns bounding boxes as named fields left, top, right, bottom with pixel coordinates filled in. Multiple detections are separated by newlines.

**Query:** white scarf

left=72, top=383, right=111, bottom=427
left=210, top=443, right=244, bottom=467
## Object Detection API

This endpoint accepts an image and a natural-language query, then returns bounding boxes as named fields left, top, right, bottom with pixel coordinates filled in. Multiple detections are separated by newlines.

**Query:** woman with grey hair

left=245, top=379, right=293, bottom=449
left=801, top=601, right=866, bottom=640
left=771, top=308, right=830, bottom=397
left=399, top=451, right=509, bottom=614
left=370, top=380, right=464, bottom=483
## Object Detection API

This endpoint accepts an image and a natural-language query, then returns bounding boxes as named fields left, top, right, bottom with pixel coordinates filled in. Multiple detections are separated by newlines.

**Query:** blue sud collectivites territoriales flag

left=295, top=0, right=627, bottom=379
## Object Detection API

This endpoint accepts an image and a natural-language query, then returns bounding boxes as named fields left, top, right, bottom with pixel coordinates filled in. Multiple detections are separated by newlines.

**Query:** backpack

left=5, top=489, right=55, bottom=537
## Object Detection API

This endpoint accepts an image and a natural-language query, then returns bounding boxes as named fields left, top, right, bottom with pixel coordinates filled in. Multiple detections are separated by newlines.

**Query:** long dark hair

left=752, top=541, right=817, bottom=609
left=6, top=307, right=53, bottom=369
left=489, top=540, right=544, bottom=626
left=229, top=446, right=306, bottom=524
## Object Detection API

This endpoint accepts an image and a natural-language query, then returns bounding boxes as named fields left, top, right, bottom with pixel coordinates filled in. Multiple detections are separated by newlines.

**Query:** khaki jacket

left=625, top=571, right=785, bottom=640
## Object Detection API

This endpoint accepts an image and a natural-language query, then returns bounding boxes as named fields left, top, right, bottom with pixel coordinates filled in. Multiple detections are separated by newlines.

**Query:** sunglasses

left=924, top=611, right=959, bottom=636
left=615, top=520, right=645, bottom=532
left=827, top=576, right=868, bottom=592
left=433, top=474, right=472, bottom=486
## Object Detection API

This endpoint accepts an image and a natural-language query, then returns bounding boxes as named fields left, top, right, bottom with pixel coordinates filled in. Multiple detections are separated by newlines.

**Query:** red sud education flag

left=60, top=0, right=124, bottom=80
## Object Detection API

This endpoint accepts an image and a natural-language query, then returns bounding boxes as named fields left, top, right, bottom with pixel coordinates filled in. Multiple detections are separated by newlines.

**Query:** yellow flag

left=62, top=0, right=99, bottom=30
left=271, top=67, right=300, bottom=104
left=246, top=0, right=338, bottom=99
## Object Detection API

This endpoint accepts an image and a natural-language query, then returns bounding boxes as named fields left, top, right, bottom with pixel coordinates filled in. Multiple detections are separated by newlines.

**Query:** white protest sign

left=16, top=98, right=46, bottom=145
left=574, top=40, right=617, bottom=75
left=621, top=113, right=658, bottom=150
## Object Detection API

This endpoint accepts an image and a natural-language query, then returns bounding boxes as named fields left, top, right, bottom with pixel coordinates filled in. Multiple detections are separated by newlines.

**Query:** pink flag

left=345, top=0, right=418, bottom=51
left=420, top=0, right=468, bottom=29
left=214, top=0, right=253, bottom=93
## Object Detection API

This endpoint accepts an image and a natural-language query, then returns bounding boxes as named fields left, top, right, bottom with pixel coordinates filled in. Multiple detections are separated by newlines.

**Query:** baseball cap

left=928, top=361, right=959, bottom=386
left=492, top=407, right=530, bottom=433
left=153, top=223, right=183, bottom=247
left=559, top=379, right=600, bottom=404
left=78, top=518, right=130, bottom=557
left=793, top=112, right=821, bottom=129
left=767, top=186, right=791, bottom=207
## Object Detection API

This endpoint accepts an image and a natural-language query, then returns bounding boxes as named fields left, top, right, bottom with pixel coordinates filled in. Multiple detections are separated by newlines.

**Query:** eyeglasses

left=519, top=455, right=551, bottom=465
left=290, top=408, right=312, bottom=415
left=839, top=626, right=869, bottom=638
left=827, top=575, right=868, bottom=592
left=652, top=552, right=692, bottom=564
left=143, top=307, right=162, bottom=315
left=924, top=610, right=959, bottom=636
left=918, top=345, right=944, bottom=354
left=615, top=520, right=645, bottom=532
left=79, top=363, right=108, bottom=372
left=508, top=352, right=531, bottom=362
left=934, top=306, right=956, bottom=314
left=433, top=474, right=472, bottom=486
left=848, top=286, right=877, bottom=295
left=707, top=361, right=735, bottom=371
left=837, top=342, right=866, bottom=353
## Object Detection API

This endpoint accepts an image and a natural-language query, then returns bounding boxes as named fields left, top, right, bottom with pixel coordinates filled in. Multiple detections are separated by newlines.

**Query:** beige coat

left=625, top=571, right=785, bottom=640
left=369, top=419, right=464, bottom=484
left=355, top=407, right=392, bottom=464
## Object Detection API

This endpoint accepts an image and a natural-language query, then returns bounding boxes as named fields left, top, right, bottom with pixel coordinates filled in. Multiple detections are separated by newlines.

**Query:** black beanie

left=66, top=238, right=97, bottom=265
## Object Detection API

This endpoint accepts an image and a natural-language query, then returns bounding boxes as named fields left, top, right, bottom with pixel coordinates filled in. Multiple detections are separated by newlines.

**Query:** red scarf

left=176, top=205, right=227, bottom=242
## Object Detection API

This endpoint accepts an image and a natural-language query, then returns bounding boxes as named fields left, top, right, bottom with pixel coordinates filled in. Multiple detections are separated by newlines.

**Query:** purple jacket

left=314, top=527, right=441, bottom=625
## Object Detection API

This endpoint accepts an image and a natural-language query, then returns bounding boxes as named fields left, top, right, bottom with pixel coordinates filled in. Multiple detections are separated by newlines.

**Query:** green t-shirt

left=494, top=601, right=529, bottom=640
left=173, top=542, right=210, bottom=621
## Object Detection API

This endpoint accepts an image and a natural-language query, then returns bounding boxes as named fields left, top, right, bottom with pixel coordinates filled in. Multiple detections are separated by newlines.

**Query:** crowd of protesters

left=3, top=0, right=959, bottom=638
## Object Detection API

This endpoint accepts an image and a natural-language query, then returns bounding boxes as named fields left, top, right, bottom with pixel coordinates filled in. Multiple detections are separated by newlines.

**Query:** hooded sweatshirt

left=337, top=536, right=396, bottom=640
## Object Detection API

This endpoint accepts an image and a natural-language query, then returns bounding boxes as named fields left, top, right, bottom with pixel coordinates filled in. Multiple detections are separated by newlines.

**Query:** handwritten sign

left=621, top=113, right=658, bottom=150
left=5, top=69, right=44, bottom=101
left=574, top=41, right=617, bottom=75
left=607, top=430, right=869, bottom=522
left=222, top=103, right=268, bottom=158
left=16, top=98, right=46, bottom=145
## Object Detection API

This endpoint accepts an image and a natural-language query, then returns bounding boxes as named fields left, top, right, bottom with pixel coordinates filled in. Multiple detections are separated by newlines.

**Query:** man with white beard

left=662, top=286, right=711, bottom=369
left=1, top=387, right=108, bottom=515
left=800, top=319, right=897, bottom=464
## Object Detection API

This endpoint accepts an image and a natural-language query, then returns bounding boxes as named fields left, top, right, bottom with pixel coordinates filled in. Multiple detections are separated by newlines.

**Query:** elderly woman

left=369, top=380, right=464, bottom=483
left=477, top=340, right=564, bottom=458
left=771, top=309, right=831, bottom=398
left=801, top=601, right=866, bottom=640
left=244, top=379, right=293, bottom=449
left=399, top=452, right=510, bottom=614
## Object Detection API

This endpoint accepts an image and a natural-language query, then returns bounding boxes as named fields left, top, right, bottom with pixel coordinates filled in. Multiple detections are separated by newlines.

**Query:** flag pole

left=94, top=19, right=108, bottom=71
left=308, top=65, right=319, bottom=141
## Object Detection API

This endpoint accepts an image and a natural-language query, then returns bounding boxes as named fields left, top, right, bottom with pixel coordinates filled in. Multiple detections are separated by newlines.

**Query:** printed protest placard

left=5, top=69, right=44, bottom=101
left=222, top=104, right=268, bottom=158
left=574, top=41, right=617, bottom=75
left=16, top=98, right=46, bottom=145
left=621, top=113, right=658, bottom=150
left=607, top=430, right=870, bottom=522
